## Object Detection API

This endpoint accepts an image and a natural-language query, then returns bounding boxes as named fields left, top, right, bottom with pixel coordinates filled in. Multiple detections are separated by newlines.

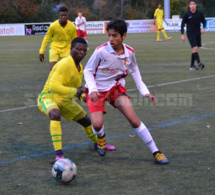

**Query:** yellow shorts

left=157, top=21, right=164, bottom=30
left=49, top=46, right=70, bottom=62
left=37, top=93, right=86, bottom=122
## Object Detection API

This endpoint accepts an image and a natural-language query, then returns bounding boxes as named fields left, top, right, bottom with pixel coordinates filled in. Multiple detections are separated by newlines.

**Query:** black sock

left=191, top=53, right=195, bottom=66
left=194, top=52, right=200, bottom=64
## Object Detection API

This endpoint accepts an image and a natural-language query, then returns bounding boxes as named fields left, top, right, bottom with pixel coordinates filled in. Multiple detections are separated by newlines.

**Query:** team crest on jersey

left=67, top=29, right=72, bottom=34
left=123, top=59, right=127, bottom=65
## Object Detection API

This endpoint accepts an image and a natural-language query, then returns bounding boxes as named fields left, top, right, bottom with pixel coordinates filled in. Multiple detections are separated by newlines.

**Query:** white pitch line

left=0, top=105, right=37, bottom=113
left=127, top=75, right=215, bottom=91
left=201, top=42, right=215, bottom=50
left=1, top=75, right=215, bottom=113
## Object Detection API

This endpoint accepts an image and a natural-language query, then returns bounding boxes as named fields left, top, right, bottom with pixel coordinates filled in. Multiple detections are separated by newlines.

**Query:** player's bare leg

left=114, top=95, right=169, bottom=164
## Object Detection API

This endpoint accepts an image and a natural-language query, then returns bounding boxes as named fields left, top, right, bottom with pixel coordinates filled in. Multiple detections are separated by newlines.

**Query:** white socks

left=134, top=122, right=159, bottom=153
left=92, top=125, right=105, bottom=138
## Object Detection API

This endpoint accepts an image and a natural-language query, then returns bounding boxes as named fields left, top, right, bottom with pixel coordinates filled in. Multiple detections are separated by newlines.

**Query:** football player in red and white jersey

left=84, top=18, right=169, bottom=165
left=75, top=11, right=89, bottom=48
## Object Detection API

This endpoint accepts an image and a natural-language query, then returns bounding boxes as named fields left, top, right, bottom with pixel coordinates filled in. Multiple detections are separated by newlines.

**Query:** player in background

left=38, top=37, right=115, bottom=162
left=154, top=3, right=171, bottom=42
left=84, top=18, right=169, bottom=165
left=75, top=11, right=89, bottom=50
left=181, top=0, right=206, bottom=70
left=39, top=6, right=77, bottom=70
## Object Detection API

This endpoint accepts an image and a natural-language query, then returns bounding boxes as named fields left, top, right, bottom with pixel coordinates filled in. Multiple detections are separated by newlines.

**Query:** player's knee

left=192, top=46, right=198, bottom=53
left=129, top=118, right=141, bottom=128
left=49, top=109, right=61, bottom=121
left=77, top=115, right=91, bottom=127
left=92, top=122, right=103, bottom=131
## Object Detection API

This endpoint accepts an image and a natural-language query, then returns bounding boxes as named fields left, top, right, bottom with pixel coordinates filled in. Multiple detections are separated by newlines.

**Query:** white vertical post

left=164, top=0, right=170, bottom=19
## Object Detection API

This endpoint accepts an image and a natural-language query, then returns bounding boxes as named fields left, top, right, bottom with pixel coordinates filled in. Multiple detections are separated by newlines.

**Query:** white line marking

left=1, top=75, right=215, bottom=113
left=0, top=105, right=37, bottom=113
left=128, top=75, right=215, bottom=91
left=201, top=42, right=215, bottom=50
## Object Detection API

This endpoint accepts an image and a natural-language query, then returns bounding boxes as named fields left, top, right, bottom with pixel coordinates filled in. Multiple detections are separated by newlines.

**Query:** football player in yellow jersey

left=154, top=4, right=171, bottom=42
left=38, top=37, right=115, bottom=161
left=39, top=6, right=77, bottom=70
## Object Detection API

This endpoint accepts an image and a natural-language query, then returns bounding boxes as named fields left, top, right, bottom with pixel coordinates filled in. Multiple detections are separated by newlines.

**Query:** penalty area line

left=0, top=75, right=215, bottom=113
left=0, top=111, right=215, bottom=165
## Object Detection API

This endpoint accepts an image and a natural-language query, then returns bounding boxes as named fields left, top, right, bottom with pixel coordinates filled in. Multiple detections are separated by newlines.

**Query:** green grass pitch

left=0, top=32, right=215, bottom=195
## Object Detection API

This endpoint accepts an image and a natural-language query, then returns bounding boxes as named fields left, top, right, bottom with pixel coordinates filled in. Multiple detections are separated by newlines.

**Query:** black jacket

left=181, top=10, right=206, bottom=35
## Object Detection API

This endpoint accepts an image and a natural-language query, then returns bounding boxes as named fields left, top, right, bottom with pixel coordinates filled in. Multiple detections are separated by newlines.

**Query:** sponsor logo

left=0, top=27, right=14, bottom=35
left=101, top=68, right=122, bottom=73
left=86, top=23, right=103, bottom=28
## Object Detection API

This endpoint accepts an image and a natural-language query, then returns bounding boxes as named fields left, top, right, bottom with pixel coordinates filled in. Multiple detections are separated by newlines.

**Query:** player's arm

left=83, top=17, right=86, bottom=32
left=49, top=63, right=78, bottom=98
left=181, top=13, right=187, bottom=42
left=39, top=25, right=53, bottom=62
left=163, top=17, right=168, bottom=25
left=75, top=18, right=81, bottom=28
left=200, top=12, right=206, bottom=34
left=128, top=55, right=156, bottom=104
left=153, top=10, right=157, bottom=25
left=76, top=18, right=85, bottom=27
left=84, top=50, right=101, bottom=102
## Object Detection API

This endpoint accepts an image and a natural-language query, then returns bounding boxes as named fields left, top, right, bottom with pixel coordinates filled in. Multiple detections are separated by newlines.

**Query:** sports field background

left=0, top=32, right=215, bottom=195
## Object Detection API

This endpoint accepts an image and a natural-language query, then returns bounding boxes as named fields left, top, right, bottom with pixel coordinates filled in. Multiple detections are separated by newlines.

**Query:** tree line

left=0, top=0, right=214, bottom=23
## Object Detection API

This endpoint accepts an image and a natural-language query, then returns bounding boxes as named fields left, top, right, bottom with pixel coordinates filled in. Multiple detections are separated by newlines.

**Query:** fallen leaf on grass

left=129, top=135, right=135, bottom=137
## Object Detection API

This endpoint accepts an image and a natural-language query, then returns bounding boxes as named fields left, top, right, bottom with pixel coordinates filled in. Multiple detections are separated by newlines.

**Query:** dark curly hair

left=106, top=18, right=129, bottom=37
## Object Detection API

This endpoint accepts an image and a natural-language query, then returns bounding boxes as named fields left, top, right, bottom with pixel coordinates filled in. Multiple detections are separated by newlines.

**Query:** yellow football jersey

left=41, top=55, right=83, bottom=103
left=154, top=8, right=164, bottom=23
left=39, top=19, right=77, bottom=54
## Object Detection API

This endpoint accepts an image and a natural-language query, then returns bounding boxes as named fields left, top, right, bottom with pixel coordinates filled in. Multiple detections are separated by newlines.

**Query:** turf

left=0, top=32, right=215, bottom=195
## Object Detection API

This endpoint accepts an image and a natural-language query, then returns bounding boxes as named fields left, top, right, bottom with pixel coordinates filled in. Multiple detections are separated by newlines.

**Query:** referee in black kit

left=181, top=0, right=206, bottom=70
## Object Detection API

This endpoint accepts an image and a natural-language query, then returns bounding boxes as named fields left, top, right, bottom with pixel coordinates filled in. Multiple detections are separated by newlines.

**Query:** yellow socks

left=161, top=29, right=168, bottom=38
left=82, top=125, right=98, bottom=144
left=50, top=120, right=62, bottom=151
left=157, top=31, right=161, bottom=40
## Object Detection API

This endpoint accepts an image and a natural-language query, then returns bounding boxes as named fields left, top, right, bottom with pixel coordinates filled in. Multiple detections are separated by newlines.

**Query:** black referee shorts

left=187, top=33, right=201, bottom=48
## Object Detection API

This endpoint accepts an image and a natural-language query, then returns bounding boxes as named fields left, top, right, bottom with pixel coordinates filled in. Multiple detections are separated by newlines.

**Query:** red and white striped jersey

left=84, top=41, right=150, bottom=96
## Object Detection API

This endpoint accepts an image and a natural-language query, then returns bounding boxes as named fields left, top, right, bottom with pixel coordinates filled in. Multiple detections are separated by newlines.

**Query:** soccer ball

left=52, top=158, right=77, bottom=183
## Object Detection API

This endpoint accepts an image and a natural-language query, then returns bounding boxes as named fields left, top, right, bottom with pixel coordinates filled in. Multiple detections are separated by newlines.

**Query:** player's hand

left=39, top=54, right=44, bottom=62
left=154, top=21, right=156, bottom=25
left=181, top=34, right=185, bottom=42
left=76, top=86, right=84, bottom=98
left=89, top=91, right=102, bottom=102
left=145, top=94, right=156, bottom=105
left=201, top=28, right=205, bottom=34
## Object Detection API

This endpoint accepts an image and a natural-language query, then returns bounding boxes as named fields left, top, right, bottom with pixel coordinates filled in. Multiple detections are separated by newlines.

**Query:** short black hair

left=189, top=0, right=196, bottom=3
left=59, top=6, right=68, bottom=13
left=71, top=37, right=87, bottom=48
left=106, top=18, right=128, bottom=37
